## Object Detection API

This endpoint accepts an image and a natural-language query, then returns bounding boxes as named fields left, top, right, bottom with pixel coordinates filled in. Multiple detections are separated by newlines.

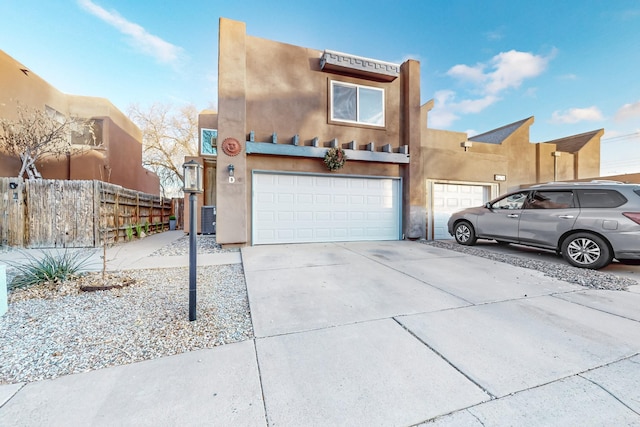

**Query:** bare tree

left=127, top=102, right=199, bottom=197
left=0, top=103, right=95, bottom=179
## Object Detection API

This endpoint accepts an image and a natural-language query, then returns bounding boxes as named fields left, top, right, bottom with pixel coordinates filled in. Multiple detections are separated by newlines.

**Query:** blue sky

left=1, top=0, right=639, bottom=175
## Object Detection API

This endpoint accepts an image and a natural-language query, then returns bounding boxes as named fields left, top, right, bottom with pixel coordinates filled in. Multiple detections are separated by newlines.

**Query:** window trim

left=200, top=128, right=218, bottom=156
left=330, top=81, right=385, bottom=127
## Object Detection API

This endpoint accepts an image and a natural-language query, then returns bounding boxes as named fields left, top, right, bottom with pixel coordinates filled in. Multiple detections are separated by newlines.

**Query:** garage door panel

left=278, top=211, right=294, bottom=221
left=253, top=173, right=400, bottom=244
left=297, top=229, right=313, bottom=238
left=316, top=211, right=331, bottom=221
left=432, top=183, right=488, bottom=240
left=257, top=211, right=275, bottom=221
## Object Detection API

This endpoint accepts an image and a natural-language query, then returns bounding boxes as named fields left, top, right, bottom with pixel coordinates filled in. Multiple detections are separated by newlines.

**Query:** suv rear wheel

left=454, top=221, right=477, bottom=246
left=561, top=233, right=612, bottom=269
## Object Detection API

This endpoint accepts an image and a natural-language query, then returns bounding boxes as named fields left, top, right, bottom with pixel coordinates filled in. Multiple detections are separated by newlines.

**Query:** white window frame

left=330, top=81, right=385, bottom=127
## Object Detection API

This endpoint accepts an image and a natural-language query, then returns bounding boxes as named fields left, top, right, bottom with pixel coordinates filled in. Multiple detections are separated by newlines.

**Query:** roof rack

left=531, top=180, right=626, bottom=187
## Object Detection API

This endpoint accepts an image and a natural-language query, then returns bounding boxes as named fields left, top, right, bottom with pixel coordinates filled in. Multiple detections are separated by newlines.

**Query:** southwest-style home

left=190, top=18, right=612, bottom=246
left=0, top=49, right=159, bottom=195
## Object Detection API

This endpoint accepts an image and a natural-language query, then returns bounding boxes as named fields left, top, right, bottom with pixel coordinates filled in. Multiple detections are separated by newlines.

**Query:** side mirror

left=485, top=202, right=492, bottom=209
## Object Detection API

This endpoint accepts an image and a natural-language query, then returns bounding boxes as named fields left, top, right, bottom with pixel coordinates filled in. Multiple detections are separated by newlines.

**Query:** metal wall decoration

left=221, top=137, right=242, bottom=156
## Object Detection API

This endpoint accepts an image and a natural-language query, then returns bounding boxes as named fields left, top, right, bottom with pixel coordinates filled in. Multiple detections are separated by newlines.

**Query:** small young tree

left=0, top=103, right=95, bottom=179
left=127, top=102, right=200, bottom=197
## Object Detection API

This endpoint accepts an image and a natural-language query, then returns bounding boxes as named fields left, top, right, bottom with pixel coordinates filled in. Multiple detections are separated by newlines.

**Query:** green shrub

left=135, top=223, right=143, bottom=237
left=144, top=221, right=150, bottom=234
left=169, top=214, right=176, bottom=220
left=7, top=250, right=95, bottom=290
left=125, top=224, right=134, bottom=241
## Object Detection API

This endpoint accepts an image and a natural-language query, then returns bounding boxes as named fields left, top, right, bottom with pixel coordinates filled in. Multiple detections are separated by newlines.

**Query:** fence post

left=0, top=264, right=7, bottom=317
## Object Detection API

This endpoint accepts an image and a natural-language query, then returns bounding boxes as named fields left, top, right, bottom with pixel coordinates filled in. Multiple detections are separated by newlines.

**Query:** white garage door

left=253, top=172, right=401, bottom=245
left=432, top=183, right=489, bottom=240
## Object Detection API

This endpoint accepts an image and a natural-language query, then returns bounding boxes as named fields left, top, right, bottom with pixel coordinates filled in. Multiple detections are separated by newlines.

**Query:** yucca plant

left=6, top=250, right=95, bottom=290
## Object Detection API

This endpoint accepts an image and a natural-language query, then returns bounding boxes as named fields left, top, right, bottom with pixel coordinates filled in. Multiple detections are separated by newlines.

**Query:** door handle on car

left=558, top=215, right=575, bottom=219
left=507, top=214, right=519, bottom=218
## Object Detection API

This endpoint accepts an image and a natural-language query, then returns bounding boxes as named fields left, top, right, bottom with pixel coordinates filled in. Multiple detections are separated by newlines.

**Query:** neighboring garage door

left=432, top=183, right=489, bottom=240
left=253, top=172, right=401, bottom=245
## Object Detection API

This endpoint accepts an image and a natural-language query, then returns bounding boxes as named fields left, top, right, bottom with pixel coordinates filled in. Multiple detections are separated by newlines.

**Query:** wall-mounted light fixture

left=461, top=140, right=473, bottom=152
left=9, top=182, right=18, bottom=190
left=228, top=164, right=235, bottom=177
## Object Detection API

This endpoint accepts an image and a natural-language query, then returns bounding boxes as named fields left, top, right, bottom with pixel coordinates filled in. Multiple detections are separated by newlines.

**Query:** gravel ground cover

left=149, top=234, right=240, bottom=256
left=2, top=237, right=633, bottom=385
left=0, top=236, right=251, bottom=385
left=421, top=240, right=635, bottom=291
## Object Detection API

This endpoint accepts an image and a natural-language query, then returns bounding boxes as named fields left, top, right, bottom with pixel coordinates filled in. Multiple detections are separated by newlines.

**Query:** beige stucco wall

left=0, top=49, right=159, bottom=195
left=244, top=38, right=404, bottom=151
left=214, top=18, right=417, bottom=246
left=422, top=128, right=509, bottom=193
left=210, top=18, right=608, bottom=245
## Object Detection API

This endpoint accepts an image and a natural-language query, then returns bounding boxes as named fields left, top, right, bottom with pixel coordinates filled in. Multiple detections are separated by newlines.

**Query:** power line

left=602, top=131, right=640, bottom=143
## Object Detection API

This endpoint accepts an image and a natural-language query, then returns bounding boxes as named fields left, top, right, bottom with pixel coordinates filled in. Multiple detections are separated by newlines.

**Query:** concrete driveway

left=244, top=241, right=640, bottom=426
left=2, top=240, right=640, bottom=426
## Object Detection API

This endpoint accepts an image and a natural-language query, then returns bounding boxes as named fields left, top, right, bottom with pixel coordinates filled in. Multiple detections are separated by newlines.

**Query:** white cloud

left=77, top=0, right=183, bottom=65
left=484, top=28, right=504, bottom=41
left=428, top=90, right=459, bottom=128
left=558, top=73, right=577, bottom=80
left=614, top=101, right=640, bottom=122
left=447, top=63, right=486, bottom=84
left=430, top=49, right=554, bottom=128
left=446, top=49, right=554, bottom=96
left=456, top=95, right=499, bottom=114
left=428, top=90, right=499, bottom=128
left=484, top=50, right=553, bottom=95
left=550, top=106, right=604, bottom=124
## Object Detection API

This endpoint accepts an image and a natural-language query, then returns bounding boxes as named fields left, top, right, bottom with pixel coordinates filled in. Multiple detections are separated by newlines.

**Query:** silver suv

left=447, top=181, right=640, bottom=269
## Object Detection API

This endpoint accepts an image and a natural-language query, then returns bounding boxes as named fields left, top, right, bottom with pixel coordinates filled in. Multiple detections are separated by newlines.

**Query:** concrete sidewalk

left=2, top=240, right=640, bottom=426
left=0, top=230, right=242, bottom=272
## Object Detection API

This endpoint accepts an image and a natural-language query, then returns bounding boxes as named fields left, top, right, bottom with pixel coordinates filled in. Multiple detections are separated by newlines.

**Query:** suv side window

left=524, top=190, right=575, bottom=209
left=575, top=189, right=627, bottom=208
left=491, top=191, right=529, bottom=210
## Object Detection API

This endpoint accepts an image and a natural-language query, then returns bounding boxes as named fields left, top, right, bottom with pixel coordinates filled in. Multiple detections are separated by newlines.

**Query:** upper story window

left=330, top=81, right=384, bottom=127
left=201, top=128, right=218, bottom=156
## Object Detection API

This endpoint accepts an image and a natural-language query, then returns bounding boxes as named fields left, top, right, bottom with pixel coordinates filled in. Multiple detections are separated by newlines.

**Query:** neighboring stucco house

left=0, top=49, right=160, bottom=195
left=190, top=18, right=609, bottom=246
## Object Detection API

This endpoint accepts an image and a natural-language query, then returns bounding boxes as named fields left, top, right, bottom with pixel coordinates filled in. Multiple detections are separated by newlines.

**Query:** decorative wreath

left=324, top=147, right=347, bottom=171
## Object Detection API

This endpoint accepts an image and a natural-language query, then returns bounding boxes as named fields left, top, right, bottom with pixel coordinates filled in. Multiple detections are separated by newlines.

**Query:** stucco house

left=189, top=18, right=613, bottom=245
left=0, top=49, right=159, bottom=195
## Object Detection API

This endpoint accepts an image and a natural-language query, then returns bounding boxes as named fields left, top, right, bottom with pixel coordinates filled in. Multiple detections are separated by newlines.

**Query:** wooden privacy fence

left=0, top=178, right=174, bottom=249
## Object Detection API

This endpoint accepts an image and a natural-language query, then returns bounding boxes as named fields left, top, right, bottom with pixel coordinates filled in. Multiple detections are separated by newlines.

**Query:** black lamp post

left=183, top=160, right=203, bottom=321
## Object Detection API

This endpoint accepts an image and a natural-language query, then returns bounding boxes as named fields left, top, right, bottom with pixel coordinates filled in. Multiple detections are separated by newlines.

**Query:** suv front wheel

left=561, top=233, right=612, bottom=269
left=454, top=221, right=477, bottom=246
